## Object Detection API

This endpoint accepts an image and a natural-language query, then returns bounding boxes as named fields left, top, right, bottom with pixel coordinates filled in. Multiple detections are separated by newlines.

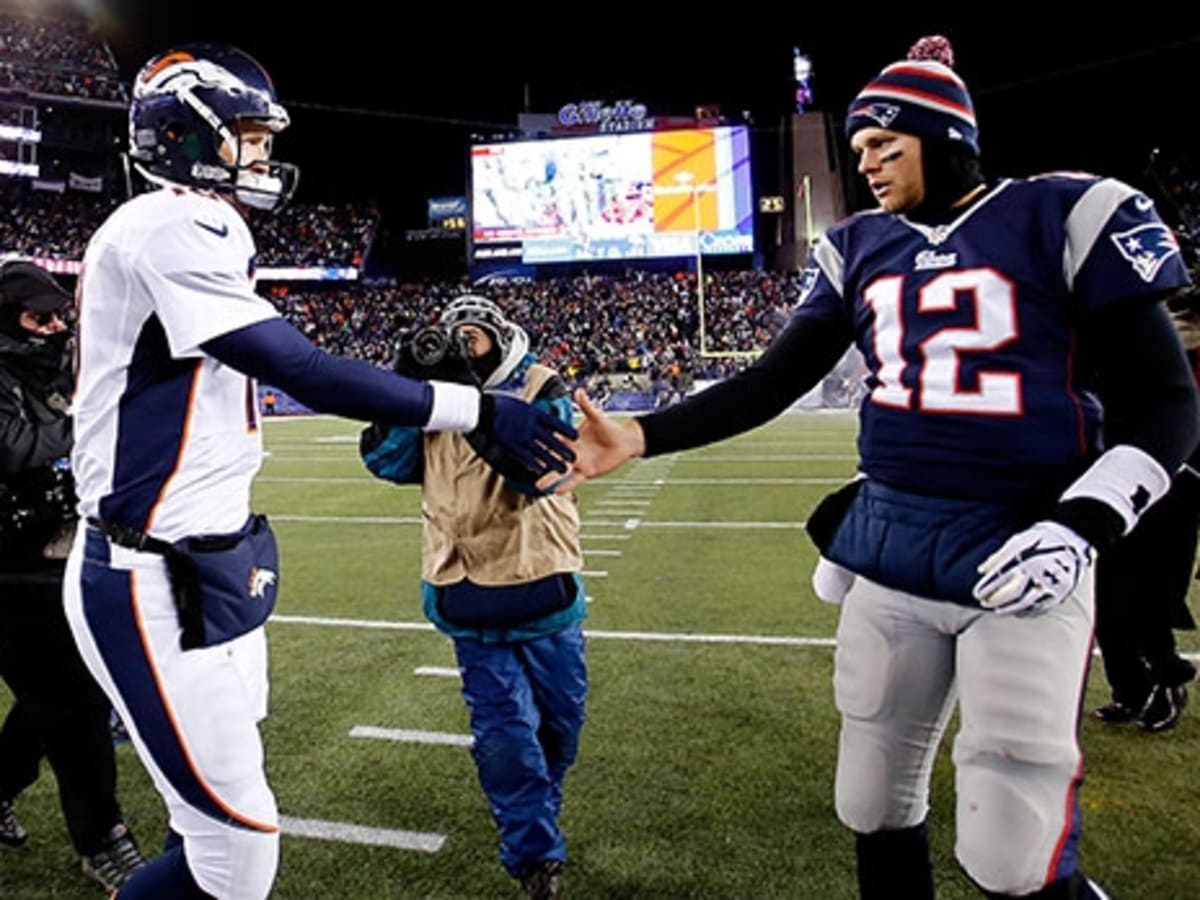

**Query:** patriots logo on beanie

left=856, top=102, right=901, bottom=129
left=846, top=35, right=979, bottom=156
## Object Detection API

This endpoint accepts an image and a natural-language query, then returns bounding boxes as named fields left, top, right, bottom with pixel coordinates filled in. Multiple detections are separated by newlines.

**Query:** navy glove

left=469, top=393, right=577, bottom=480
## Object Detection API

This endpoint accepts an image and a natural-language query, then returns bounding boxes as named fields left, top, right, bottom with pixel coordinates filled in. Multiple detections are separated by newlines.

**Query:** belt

left=87, top=517, right=177, bottom=556
left=87, top=517, right=205, bottom=648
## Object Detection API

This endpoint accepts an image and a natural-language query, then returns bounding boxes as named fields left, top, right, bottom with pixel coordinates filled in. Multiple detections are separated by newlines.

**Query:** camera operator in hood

left=0, top=260, right=146, bottom=891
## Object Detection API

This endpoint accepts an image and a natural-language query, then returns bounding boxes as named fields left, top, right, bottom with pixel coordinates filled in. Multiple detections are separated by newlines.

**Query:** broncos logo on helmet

left=128, top=44, right=300, bottom=213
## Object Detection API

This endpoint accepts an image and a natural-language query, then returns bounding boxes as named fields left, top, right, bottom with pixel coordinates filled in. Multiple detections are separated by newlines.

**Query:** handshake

left=393, top=325, right=577, bottom=484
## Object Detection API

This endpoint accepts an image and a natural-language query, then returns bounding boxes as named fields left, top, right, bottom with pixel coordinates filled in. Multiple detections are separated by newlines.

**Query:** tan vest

left=421, top=364, right=583, bottom=586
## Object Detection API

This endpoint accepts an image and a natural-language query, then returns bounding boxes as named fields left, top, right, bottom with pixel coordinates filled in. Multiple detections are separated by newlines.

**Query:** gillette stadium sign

left=557, top=99, right=651, bottom=133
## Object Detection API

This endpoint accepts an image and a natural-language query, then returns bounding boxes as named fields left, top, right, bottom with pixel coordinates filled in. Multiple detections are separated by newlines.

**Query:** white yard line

left=279, top=816, right=446, bottom=854
left=261, top=457, right=369, bottom=463
left=272, top=515, right=422, bottom=524
left=274, top=514, right=819, bottom=528
left=274, top=615, right=437, bottom=632
left=271, top=515, right=808, bottom=529
left=636, top=520, right=806, bottom=529
left=350, top=725, right=473, bottom=747
left=679, top=455, right=858, bottom=461
left=269, top=615, right=1200, bottom=662
left=414, top=666, right=460, bottom=678
left=604, top=477, right=845, bottom=484
left=270, top=614, right=832, bottom=647
left=723, top=439, right=855, bottom=446
left=259, top=475, right=841, bottom=485
left=258, top=477, right=380, bottom=483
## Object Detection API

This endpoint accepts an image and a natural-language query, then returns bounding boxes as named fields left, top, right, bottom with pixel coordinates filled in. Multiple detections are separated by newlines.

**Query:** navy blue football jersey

left=793, top=174, right=1190, bottom=503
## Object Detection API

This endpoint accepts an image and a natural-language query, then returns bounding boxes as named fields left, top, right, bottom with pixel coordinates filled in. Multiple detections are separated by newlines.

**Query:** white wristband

left=1060, top=444, right=1171, bottom=534
left=424, top=382, right=480, bottom=432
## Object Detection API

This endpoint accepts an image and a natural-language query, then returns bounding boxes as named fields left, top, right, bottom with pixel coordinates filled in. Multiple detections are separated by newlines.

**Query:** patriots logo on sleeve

left=1109, top=223, right=1181, bottom=283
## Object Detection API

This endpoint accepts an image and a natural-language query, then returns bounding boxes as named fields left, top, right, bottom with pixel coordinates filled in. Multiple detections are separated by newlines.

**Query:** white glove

left=972, top=521, right=1094, bottom=617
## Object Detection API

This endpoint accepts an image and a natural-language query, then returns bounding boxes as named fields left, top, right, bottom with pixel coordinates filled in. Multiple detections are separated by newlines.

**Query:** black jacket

left=0, top=331, right=75, bottom=572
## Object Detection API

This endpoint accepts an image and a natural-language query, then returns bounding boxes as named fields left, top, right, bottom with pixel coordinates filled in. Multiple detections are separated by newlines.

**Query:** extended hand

left=471, top=393, right=577, bottom=480
left=972, top=520, right=1094, bottom=617
left=540, top=389, right=646, bottom=493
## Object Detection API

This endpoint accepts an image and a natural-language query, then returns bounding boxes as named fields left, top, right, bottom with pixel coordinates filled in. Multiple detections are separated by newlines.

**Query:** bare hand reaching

left=539, top=388, right=647, bottom=493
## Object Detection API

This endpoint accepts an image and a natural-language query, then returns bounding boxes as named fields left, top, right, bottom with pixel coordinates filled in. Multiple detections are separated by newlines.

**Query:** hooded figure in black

left=0, top=262, right=76, bottom=562
left=0, top=260, right=147, bottom=891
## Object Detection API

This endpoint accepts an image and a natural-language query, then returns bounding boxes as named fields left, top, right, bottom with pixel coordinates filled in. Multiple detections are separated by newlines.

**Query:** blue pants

left=453, top=622, right=587, bottom=878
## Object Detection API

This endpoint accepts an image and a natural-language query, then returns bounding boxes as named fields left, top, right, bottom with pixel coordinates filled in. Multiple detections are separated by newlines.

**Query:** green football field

left=2, top=412, right=1197, bottom=899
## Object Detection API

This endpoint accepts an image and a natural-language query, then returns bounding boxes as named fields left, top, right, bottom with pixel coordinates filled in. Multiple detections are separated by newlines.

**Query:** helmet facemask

left=222, top=121, right=298, bottom=212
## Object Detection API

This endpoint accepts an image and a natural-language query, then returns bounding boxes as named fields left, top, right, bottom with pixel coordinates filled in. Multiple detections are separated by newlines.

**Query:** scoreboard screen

left=469, top=125, right=754, bottom=265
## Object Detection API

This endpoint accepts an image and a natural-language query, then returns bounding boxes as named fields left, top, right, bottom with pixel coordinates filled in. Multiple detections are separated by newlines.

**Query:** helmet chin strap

left=131, top=160, right=173, bottom=191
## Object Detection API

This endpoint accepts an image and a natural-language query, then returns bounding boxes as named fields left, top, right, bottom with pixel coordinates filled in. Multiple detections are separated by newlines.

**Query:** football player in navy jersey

left=551, top=35, right=1199, bottom=900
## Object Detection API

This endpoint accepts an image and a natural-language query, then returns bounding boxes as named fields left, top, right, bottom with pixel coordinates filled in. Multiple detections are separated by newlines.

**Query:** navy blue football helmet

left=128, top=44, right=299, bottom=212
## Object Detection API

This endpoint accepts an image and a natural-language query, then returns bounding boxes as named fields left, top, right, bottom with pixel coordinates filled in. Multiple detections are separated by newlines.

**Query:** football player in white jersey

left=551, top=36, right=1199, bottom=900
left=62, top=44, right=575, bottom=900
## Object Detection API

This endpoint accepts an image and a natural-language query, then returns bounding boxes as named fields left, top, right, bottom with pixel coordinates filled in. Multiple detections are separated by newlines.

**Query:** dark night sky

left=80, top=3, right=1200, bottom=231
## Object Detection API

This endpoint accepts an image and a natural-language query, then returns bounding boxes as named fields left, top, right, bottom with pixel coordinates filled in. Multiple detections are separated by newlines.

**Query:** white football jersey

left=73, top=187, right=279, bottom=540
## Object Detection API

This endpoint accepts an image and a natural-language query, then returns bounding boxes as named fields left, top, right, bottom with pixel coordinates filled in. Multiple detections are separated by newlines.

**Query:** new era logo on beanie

left=846, top=35, right=979, bottom=156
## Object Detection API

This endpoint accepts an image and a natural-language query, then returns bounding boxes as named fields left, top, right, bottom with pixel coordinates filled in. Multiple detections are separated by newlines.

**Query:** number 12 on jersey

left=864, top=268, right=1023, bottom=416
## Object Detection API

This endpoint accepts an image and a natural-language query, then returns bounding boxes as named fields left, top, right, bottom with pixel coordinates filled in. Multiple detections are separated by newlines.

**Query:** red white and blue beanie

left=845, top=35, right=979, bottom=156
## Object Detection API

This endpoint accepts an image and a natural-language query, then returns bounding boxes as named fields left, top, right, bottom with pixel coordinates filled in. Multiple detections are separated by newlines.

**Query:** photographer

left=361, top=297, right=587, bottom=900
left=0, top=261, right=145, bottom=891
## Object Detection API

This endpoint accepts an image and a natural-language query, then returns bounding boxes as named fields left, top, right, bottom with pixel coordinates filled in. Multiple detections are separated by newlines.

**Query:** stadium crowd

left=253, top=202, right=381, bottom=269
left=0, top=179, right=380, bottom=270
left=0, top=11, right=127, bottom=103
left=0, top=180, right=115, bottom=261
left=263, top=267, right=809, bottom=399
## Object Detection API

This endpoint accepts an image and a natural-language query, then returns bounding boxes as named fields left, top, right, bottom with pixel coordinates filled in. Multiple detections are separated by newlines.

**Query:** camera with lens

left=392, top=324, right=478, bottom=386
